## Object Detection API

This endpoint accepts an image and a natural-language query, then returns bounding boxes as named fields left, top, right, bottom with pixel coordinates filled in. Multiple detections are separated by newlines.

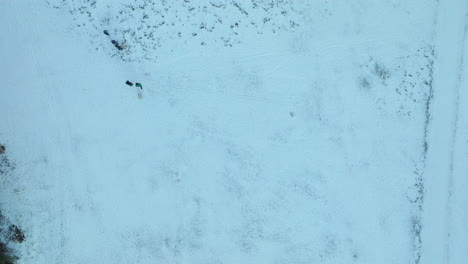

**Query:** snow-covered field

left=0, top=0, right=467, bottom=263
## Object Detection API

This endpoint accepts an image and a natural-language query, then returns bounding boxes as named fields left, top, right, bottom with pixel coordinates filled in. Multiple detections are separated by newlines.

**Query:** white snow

left=0, top=0, right=466, bottom=263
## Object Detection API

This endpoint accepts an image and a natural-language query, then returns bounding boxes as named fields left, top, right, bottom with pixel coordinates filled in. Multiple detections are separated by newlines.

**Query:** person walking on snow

left=125, top=81, right=143, bottom=99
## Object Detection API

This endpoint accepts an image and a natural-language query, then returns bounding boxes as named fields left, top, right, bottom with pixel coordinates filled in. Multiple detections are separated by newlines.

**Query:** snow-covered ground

left=0, top=0, right=467, bottom=263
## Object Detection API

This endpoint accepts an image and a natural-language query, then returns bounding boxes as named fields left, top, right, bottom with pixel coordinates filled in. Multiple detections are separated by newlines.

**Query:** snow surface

left=0, top=0, right=467, bottom=263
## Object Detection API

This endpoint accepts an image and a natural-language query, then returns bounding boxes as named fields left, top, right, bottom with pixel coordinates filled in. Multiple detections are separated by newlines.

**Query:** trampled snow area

left=0, top=0, right=467, bottom=263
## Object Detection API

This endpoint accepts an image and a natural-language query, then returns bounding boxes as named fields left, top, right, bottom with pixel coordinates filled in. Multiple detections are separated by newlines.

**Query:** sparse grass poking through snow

left=0, top=215, right=25, bottom=264
left=0, top=242, right=17, bottom=264
left=0, top=147, right=24, bottom=264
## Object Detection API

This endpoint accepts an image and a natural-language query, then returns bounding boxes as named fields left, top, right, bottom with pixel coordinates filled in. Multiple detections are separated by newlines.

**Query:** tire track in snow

left=411, top=15, right=438, bottom=264
left=446, top=8, right=468, bottom=263
left=411, top=48, right=434, bottom=264
left=447, top=14, right=468, bottom=262
left=421, top=1, right=468, bottom=263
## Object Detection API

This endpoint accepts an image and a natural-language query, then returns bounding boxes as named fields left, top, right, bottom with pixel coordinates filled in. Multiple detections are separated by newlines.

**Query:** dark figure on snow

left=111, top=40, right=123, bottom=50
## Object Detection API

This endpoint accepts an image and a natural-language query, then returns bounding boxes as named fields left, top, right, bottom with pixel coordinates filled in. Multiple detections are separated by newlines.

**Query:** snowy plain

left=0, top=0, right=467, bottom=263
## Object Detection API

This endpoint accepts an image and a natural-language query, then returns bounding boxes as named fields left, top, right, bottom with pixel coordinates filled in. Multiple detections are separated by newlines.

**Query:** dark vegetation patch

left=373, top=61, right=391, bottom=82
left=358, top=45, right=435, bottom=118
left=0, top=242, right=17, bottom=264
left=47, top=0, right=308, bottom=62
left=0, top=145, right=13, bottom=176
left=0, top=211, right=25, bottom=264
left=0, top=146, right=24, bottom=264
left=357, top=76, right=371, bottom=90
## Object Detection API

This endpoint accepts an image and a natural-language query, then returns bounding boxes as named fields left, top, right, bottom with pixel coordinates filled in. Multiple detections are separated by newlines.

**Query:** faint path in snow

left=445, top=8, right=468, bottom=264
left=421, top=1, right=468, bottom=263
left=6, top=0, right=76, bottom=262
left=447, top=10, right=468, bottom=262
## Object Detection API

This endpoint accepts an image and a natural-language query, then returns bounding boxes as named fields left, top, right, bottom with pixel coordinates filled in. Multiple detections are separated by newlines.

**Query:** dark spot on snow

left=111, top=40, right=124, bottom=50
left=373, top=62, right=391, bottom=82
left=0, top=151, right=14, bottom=176
left=319, top=235, right=337, bottom=261
left=358, top=76, right=371, bottom=90
left=7, top=225, right=25, bottom=243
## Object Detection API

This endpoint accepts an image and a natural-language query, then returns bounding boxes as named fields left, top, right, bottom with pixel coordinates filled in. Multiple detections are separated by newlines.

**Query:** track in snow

left=421, top=1, right=468, bottom=263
